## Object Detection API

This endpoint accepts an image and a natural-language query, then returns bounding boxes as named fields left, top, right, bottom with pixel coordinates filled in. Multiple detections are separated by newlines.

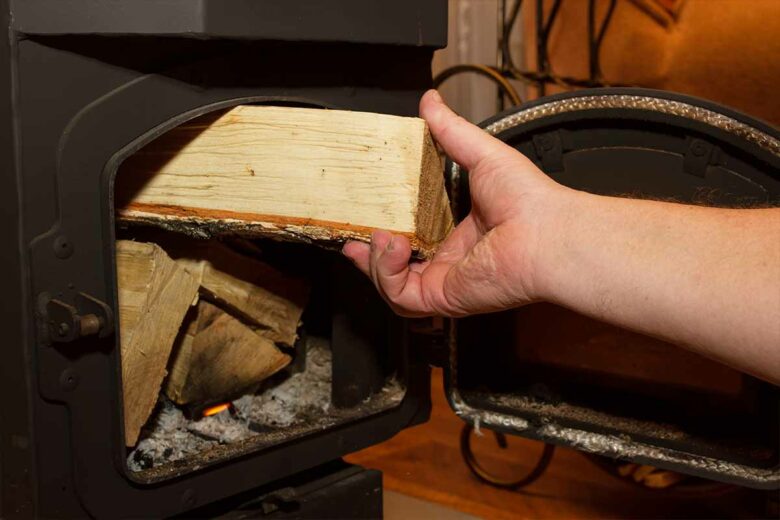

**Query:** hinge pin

left=42, top=291, right=114, bottom=345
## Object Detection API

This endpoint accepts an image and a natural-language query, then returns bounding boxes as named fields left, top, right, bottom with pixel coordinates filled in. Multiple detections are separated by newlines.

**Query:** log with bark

left=116, top=240, right=200, bottom=446
left=115, top=105, right=453, bottom=258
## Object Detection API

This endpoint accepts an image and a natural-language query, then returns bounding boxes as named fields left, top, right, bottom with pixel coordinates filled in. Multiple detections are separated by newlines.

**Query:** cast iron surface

left=445, top=88, right=780, bottom=488
left=10, top=0, right=447, bottom=46
left=180, top=460, right=382, bottom=519
left=0, top=2, right=446, bottom=516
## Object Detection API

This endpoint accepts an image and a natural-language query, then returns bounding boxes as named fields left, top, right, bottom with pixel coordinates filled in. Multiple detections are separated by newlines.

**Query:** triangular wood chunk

left=173, top=242, right=310, bottom=347
left=165, top=301, right=291, bottom=406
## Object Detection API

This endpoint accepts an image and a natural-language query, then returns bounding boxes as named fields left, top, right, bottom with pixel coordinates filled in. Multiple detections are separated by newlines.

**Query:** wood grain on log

left=165, top=301, right=291, bottom=407
left=116, top=240, right=200, bottom=446
left=116, top=105, right=453, bottom=257
left=173, top=241, right=309, bottom=347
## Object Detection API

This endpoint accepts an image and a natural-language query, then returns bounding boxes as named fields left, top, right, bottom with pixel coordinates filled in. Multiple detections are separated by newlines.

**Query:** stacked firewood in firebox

left=112, top=104, right=454, bottom=446
left=116, top=239, right=310, bottom=446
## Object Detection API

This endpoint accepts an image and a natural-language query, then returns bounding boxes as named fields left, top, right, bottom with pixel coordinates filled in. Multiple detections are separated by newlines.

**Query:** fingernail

left=430, top=89, right=443, bottom=104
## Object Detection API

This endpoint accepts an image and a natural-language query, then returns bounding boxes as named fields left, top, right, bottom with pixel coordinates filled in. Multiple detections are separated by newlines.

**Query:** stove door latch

left=40, top=292, right=114, bottom=344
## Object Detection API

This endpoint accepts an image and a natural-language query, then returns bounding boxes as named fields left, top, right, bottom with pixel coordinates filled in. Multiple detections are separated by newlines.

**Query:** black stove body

left=0, top=1, right=447, bottom=517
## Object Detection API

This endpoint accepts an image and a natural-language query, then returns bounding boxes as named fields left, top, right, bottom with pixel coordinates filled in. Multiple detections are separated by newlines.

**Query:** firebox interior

left=113, top=107, right=412, bottom=481
left=127, top=243, right=407, bottom=480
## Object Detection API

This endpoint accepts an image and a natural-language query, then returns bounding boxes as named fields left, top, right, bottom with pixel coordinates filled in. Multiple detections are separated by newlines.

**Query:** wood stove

left=1, top=1, right=778, bottom=519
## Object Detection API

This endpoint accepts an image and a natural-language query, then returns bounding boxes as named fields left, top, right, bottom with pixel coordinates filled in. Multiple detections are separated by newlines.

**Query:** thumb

left=419, top=89, right=507, bottom=171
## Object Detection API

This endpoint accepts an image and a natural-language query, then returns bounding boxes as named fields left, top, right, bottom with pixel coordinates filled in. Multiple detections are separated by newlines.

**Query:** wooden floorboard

left=346, top=369, right=769, bottom=519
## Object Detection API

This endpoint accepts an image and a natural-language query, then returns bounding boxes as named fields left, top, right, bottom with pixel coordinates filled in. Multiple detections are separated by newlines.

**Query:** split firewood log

left=115, top=105, right=453, bottom=258
left=164, top=301, right=291, bottom=407
left=172, top=241, right=310, bottom=347
left=116, top=240, right=200, bottom=446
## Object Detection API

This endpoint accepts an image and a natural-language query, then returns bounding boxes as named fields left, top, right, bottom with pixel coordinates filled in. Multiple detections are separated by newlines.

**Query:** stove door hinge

left=38, top=291, right=114, bottom=345
left=409, top=317, right=448, bottom=368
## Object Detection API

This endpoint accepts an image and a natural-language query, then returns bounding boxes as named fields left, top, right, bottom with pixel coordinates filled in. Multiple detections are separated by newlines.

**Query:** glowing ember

left=202, top=403, right=231, bottom=417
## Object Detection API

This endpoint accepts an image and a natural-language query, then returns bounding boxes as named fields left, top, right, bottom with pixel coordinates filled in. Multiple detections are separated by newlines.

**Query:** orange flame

left=202, top=403, right=230, bottom=417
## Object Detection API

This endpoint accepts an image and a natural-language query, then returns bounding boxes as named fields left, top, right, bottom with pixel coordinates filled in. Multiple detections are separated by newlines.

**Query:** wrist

left=522, top=185, right=589, bottom=304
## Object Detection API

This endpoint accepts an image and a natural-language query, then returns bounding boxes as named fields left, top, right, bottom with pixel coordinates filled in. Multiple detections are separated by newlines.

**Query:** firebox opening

left=112, top=106, right=408, bottom=482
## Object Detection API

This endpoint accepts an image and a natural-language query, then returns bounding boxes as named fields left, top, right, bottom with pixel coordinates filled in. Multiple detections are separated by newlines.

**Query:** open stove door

left=441, top=88, right=780, bottom=489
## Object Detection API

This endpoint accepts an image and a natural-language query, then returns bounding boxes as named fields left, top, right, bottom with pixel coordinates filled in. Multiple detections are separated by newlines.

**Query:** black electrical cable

left=460, top=423, right=556, bottom=489
left=535, top=0, right=546, bottom=95
left=501, top=0, right=524, bottom=73
left=502, top=0, right=550, bottom=89
left=589, top=0, right=617, bottom=82
left=543, top=0, right=563, bottom=37
left=501, top=0, right=627, bottom=91
left=537, top=0, right=564, bottom=89
left=596, top=0, right=618, bottom=49
left=515, top=0, right=564, bottom=94
left=433, top=64, right=523, bottom=106
left=588, top=0, right=597, bottom=82
left=442, top=0, right=626, bottom=108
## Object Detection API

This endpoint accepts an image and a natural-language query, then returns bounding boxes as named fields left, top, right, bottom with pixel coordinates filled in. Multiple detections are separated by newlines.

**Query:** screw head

left=53, top=236, right=74, bottom=259
left=57, top=322, right=70, bottom=336
left=59, top=368, right=79, bottom=391
left=691, top=142, right=707, bottom=157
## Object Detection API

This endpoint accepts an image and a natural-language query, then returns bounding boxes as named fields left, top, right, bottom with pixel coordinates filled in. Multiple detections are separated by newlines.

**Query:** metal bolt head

left=59, top=368, right=79, bottom=391
left=53, top=236, right=74, bottom=259
left=57, top=322, right=70, bottom=336
left=79, top=314, right=102, bottom=336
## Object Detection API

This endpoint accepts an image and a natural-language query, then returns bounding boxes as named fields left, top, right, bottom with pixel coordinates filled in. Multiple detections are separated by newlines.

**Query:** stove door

left=443, top=88, right=780, bottom=489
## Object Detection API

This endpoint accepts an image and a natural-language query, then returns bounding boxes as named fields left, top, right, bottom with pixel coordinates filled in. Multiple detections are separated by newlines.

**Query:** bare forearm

left=348, top=91, right=780, bottom=383
left=535, top=190, right=780, bottom=383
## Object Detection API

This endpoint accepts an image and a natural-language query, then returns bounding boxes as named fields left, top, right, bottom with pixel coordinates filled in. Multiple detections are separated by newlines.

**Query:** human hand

left=342, top=89, right=570, bottom=317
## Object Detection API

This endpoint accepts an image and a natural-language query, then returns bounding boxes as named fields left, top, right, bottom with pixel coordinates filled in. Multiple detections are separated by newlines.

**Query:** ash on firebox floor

left=128, top=337, right=403, bottom=472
